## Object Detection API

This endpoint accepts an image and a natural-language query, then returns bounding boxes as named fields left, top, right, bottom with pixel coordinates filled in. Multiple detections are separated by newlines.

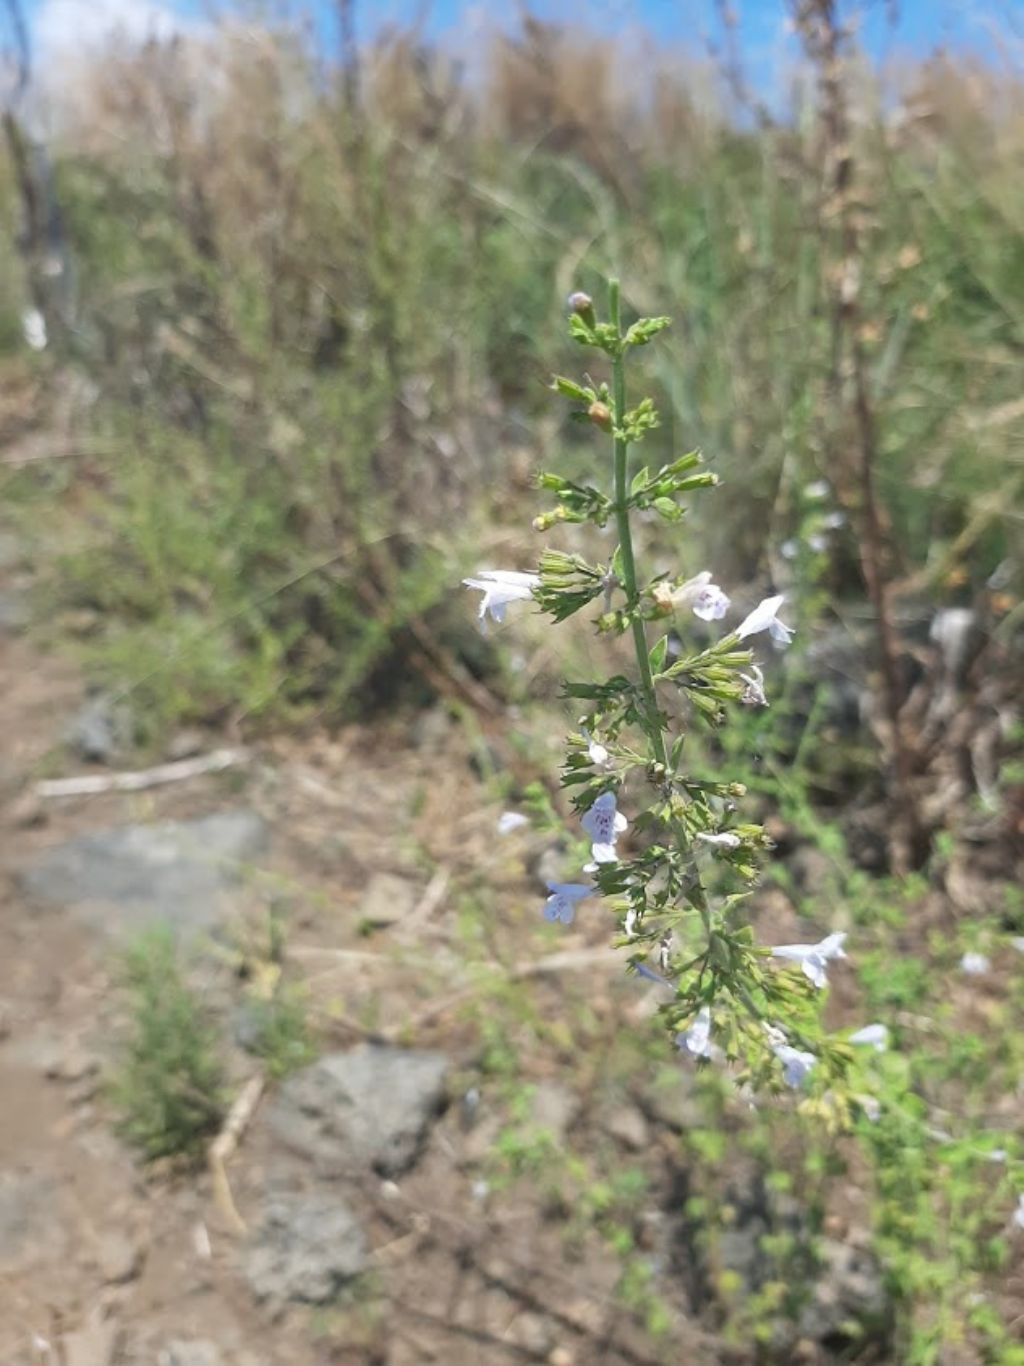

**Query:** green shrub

left=110, top=929, right=225, bottom=1162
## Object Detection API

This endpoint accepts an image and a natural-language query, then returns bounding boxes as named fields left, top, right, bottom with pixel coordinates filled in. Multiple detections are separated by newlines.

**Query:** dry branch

left=35, top=748, right=248, bottom=798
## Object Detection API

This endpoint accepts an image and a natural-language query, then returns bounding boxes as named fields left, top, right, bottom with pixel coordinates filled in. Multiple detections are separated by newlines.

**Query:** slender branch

left=608, top=278, right=668, bottom=769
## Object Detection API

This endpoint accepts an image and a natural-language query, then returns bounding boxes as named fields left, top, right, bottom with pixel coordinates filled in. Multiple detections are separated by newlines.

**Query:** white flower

left=696, top=831, right=742, bottom=850
left=736, top=594, right=794, bottom=647
left=462, top=570, right=540, bottom=625
left=960, top=951, right=990, bottom=976
left=773, top=1042, right=817, bottom=1089
left=623, top=907, right=638, bottom=939
left=581, top=791, right=627, bottom=865
left=808, top=533, right=828, bottom=554
left=849, top=1023, right=889, bottom=1052
left=1012, top=938, right=1024, bottom=953
left=670, top=571, right=731, bottom=622
left=676, top=1005, right=713, bottom=1059
left=822, top=510, right=846, bottom=529
left=497, top=811, right=529, bottom=835
left=739, top=664, right=768, bottom=707
left=1014, top=1195, right=1024, bottom=1231
left=543, top=881, right=591, bottom=925
left=581, top=727, right=610, bottom=767
left=21, top=307, right=47, bottom=351
left=805, top=479, right=830, bottom=499
left=771, top=931, right=847, bottom=990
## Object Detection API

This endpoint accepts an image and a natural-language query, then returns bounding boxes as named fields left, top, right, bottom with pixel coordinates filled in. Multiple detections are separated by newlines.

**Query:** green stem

left=609, top=278, right=668, bottom=770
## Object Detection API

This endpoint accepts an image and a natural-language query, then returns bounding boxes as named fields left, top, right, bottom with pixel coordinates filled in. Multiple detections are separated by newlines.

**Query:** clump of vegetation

left=109, top=929, right=225, bottom=1163
left=241, top=983, right=318, bottom=1081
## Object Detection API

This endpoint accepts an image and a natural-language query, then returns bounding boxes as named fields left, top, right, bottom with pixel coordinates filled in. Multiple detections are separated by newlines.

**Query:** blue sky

left=15, top=0, right=1016, bottom=87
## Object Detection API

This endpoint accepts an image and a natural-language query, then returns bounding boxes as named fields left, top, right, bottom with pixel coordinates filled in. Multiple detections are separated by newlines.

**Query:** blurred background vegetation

left=2, top=0, right=1023, bottom=1360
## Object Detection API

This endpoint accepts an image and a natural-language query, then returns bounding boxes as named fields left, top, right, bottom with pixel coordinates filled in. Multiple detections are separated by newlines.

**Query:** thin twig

left=34, top=747, right=248, bottom=798
left=208, top=1073, right=265, bottom=1236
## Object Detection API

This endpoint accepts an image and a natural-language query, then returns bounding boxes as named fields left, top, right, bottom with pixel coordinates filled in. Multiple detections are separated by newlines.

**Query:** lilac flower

left=736, top=594, right=794, bottom=647
left=849, top=1023, right=889, bottom=1052
left=696, top=831, right=742, bottom=850
left=773, top=1041, right=817, bottom=1089
left=581, top=791, right=627, bottom=865
left=462, top=570, right=540, bottom=625
left=960, top=952, right=990, bottom=976
left=771, top=932, right=847, bottom=990
left=634, top=961, right=672, bottom=989
left=671, top=570, right=731, bottom=622
left=543, top=882, right=591, bottom=925
left=497, top=811, right=529, bottom=835
left=676, top=1005, right=713, bottom=1059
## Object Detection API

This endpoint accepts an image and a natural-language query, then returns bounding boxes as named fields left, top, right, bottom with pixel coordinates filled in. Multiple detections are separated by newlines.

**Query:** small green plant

left=110, top=928, right=225, bottom=1162
left=243, top=983, right=318, bottom=1080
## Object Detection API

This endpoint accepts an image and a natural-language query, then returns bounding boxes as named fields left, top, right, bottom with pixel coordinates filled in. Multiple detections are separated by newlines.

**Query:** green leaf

left=623, top=316, right=671, bottom=348
left=652, top=497, right=683, bottom=522
left=648, top=635, right=669, bottom=674
left=550, top=375, right=593, bottom=403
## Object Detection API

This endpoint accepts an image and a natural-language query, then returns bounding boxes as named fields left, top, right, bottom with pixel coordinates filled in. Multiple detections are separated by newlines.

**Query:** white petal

left=697, top=831, right=742, bottom=849
left=736, top=594, right=787, bottom=641
left=818, top=932, right=847, bottom=960
left=613, top=811, right=628, bottom=834
left=801, top=955, right=829, bottom=989
left=478, top=570, right=541, bottom=588
left=498, top=811, right=529, bottom=835
left=849, top=1023, right=889, bottom=1051
left=677, top=1005, right=713, bottom=1058
left=589, top=842, right=618, bottom=864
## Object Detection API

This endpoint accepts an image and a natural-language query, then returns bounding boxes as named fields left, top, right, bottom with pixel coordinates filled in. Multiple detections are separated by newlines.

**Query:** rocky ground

left=0, top=523, right=902, bottom=1366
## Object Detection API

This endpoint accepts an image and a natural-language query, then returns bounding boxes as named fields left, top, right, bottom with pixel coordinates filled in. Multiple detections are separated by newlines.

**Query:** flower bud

left=587, top=401, right=612, bottom=431
left=567, top=291, right=595, bottom=327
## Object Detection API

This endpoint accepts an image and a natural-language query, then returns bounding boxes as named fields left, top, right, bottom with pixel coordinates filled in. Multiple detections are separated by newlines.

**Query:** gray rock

left=798, top=1238, right=889, bottom=1344
left=245, top=1194, right=366, bottom=1303
left=268, top=1045, right=449, bottom=1177
left=359, top=871, right=418, bottom=929
left=0, top=590, right=28, bottom=636
left=95, top=1230, right=143, bottom=1284
left=0, top=1172, right=63, bottom=1267
left=604, top=1104, right=649, bottom=1151
left=158, top=1342, right=223, bottom=1366
left=20, top=810, right=267, bottom=938
left=64, top=694, right=134, bottom=765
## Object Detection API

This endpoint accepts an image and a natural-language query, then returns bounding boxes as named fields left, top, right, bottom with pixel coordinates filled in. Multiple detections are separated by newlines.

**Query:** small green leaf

left=652, top=496, right=683, bottom=522
left=550, top=375, right=593, bottom=402
left=648, top=635, right=669, bottom=674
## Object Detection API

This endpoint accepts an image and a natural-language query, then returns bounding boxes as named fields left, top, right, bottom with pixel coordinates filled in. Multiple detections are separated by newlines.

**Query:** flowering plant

left=466, top=282, right=874, bottom=1108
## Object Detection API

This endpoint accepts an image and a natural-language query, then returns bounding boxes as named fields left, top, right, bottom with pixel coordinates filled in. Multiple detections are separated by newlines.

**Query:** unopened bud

left=588, top=401, right=612, bottom=431
left=567, top=291, right=595, bottom=327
